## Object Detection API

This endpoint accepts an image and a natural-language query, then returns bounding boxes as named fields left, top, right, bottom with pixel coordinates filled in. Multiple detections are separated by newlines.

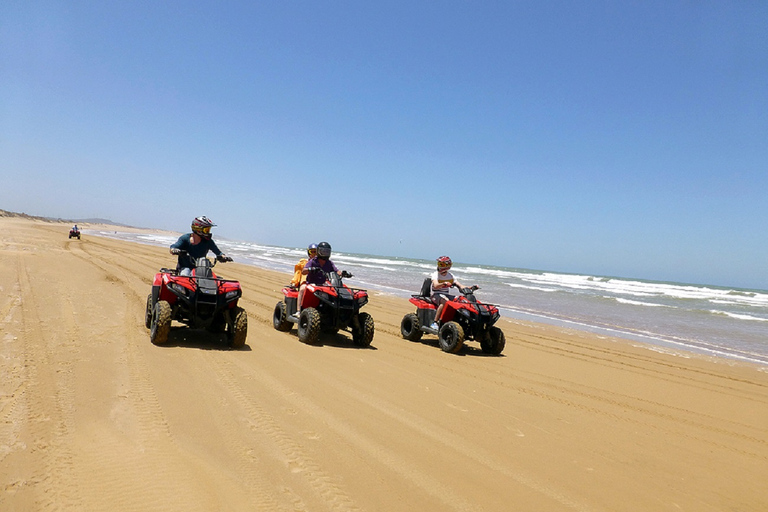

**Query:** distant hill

left=73, top=217, right=136, bottom=227
left=0, top=209, right=137, bottom=228
left=0, top=209, right=74, bottom=223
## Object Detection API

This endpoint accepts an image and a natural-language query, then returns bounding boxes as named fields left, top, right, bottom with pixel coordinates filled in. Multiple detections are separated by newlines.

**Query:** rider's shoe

left=430, top=322, right=439, bottom=330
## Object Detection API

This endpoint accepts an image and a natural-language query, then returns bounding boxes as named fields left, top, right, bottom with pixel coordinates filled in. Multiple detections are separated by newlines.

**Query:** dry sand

left=1, top=217, right=767, bottom=511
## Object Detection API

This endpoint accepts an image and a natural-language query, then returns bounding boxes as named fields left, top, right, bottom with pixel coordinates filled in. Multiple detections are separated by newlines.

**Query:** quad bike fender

left=301, top=284, right=321, bottom=309
left=438, top=301, right=468, bottom=323
left=353, top=290, right=369, bottom=302
left=151, top=285, right=160, bottom=307
left=218, top=279, right=241, bottom=295
left=157, top=274, right=194, bottom=304
left=453, top=301, right=477, bottom=315
left=157, top=285, right=180, bottom=305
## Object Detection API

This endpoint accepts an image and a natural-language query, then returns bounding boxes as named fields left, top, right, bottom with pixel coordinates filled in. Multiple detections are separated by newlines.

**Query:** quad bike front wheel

left=352, top=312, right=375, bottom=347
left=228, top=306, right=248, bottom=349
left=144, top=294, right=153, bottom=329
left=480, top=326, right=506, bottom=355
left=150, top=300, right=172, bottom=345
left=400, top=313, right=423, bottom=341
left=273, top=301, right=292, bottom=332
left=298, top=307, right=321, bottom=345
left=438, top=321, right=464, bottom=354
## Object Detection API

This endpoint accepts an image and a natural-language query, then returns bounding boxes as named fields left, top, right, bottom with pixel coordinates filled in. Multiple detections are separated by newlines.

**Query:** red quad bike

left=145, top=252, right=247, bottom=348
left=69, top=228, right=80, bottom=239
left=400, top=278, right=506, bottom=355
left=273, top=268, right=374, bottom=347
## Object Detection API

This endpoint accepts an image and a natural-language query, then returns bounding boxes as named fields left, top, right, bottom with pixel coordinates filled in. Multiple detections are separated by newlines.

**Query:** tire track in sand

left=64, top=238, right=232, bottom=510
left=0, top=261, right=33, bottom=500
left=209, top=357, right=362, bottom=512
left=255, top=346, right=597, bottom=512
left=13, top=254, right=83, bottom=510
left=65, top=238, right=290, bottom=510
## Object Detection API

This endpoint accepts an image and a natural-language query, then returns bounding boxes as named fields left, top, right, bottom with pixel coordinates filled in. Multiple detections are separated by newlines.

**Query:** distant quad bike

left=400, top=278, right=505, bottom=355
left=69, top=229, right=80, bottom=239
left=145, top=252, right=247, bottom=348
left=273, top=268, right=374, bottom=347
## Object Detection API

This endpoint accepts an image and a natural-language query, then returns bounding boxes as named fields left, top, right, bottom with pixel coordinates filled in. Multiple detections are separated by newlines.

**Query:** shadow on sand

left=155, top=326, right=252, bottom=351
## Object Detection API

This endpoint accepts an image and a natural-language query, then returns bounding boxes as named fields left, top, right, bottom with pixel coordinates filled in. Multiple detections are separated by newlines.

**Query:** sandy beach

left=1, top=217, right=767, bottom=512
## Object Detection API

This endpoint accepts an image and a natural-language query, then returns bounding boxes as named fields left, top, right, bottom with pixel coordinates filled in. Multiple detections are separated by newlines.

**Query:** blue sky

left=1, top=1, right=766, bottom=289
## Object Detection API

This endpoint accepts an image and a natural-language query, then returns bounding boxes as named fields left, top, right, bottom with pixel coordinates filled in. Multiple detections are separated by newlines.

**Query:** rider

left=430, top=256, right=470, bottom=330
left=296, top=241, right=342, bottom=315
left=169, top=216, right=232, bottom=276
left=290, top=243, right=317, bottom=287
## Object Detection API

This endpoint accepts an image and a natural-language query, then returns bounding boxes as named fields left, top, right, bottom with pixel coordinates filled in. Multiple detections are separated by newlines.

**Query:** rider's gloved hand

left=341, top=270, right=352, bottom=278
left=217, top=254, right=233, bottom=262
left=170, top=248, right=181, bottom=255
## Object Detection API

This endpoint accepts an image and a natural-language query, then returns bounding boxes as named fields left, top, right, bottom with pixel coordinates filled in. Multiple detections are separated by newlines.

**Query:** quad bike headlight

left=169, top=283, right=189, bottom=297
left=314, top=291, right=331, bottom=304
left=225, top=290, right=240, bottom=301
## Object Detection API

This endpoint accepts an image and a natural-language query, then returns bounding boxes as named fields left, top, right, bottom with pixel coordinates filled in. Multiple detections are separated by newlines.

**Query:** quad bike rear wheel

left=352, top=312, right=375, bottom=347
left=480, top=326, right=506, bottom=355
left=438, top=321, right=464, bottom=354
left=298, top=308, right=321, bottom=345
left=228, top=306, right=248, bottom=349
left=150, top=300, right=172, bottom=345
left=400, top=313, right=423, bottom=341
left=272, top=301, right=292, bottom=332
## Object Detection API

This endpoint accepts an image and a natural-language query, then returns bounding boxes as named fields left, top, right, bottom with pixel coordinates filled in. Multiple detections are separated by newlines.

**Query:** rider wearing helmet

left=430, top=256, right=469, bottom=330
left=290, top=243, right=317, bottom=287
left=170, top=216, right=232, bottom=276
left=296, top=241, right=342, bottom=316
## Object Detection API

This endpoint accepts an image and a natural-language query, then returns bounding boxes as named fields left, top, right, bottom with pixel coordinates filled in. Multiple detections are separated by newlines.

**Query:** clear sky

left=1, top=1, right=766, bottom=289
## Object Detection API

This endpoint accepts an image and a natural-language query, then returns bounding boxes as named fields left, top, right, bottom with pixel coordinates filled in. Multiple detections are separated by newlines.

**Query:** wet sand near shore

left=2, top=217, right=767, bottom=511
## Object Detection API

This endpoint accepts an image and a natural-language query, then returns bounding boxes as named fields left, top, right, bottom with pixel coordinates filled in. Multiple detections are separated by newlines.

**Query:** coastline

left=85, top=224, right=768, bottom=369
left=2, top=217, right=767, bottom=511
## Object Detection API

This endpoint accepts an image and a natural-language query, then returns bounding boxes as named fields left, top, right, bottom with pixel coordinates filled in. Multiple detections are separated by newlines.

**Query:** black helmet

left=317, top=241, right=332, bottom=259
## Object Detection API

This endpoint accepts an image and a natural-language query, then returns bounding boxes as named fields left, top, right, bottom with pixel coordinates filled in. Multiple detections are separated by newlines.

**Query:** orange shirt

left=290, top=258, right=308, bottom=286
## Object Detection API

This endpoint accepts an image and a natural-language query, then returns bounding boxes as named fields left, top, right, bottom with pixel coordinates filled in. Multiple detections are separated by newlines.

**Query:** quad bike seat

left=417, top=277, right=432, bottom=298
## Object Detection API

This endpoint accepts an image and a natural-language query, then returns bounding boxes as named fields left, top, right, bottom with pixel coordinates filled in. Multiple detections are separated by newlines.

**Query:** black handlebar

left=307, top=267, right=353, bottom=279
left=170, top=249, right=232, bottom=264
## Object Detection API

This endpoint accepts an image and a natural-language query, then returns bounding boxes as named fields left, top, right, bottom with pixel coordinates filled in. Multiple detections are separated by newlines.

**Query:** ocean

left=88, top=229, right=768, bottom=367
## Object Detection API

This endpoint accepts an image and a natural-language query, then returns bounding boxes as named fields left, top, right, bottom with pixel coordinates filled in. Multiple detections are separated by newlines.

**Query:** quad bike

left=145, top=251, right=247, bottom=348
left=69, top=229, right=80, bottom=239
left=273, top=268, right=374, bottom=347
left=400, top=278, right=505, bottom=355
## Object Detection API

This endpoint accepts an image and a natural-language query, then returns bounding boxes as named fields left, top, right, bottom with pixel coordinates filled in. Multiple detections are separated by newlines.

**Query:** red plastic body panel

left=153, top=268, right=242, bottom=308
left=288, top=282, right=368, bottom=310
left=409, top=297, right=435, bottom=309
left=410, top=294, right=498, bottom=323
